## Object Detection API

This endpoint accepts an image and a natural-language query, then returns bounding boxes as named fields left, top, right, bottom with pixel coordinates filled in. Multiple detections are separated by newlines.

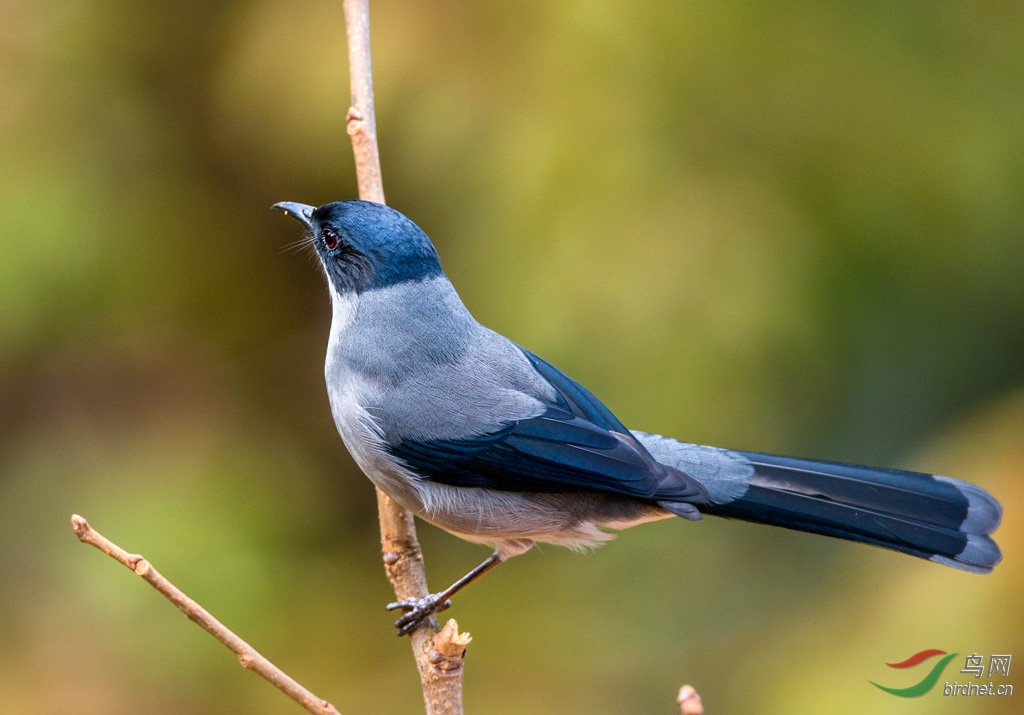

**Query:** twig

left=677, top=685, right=704, bottom=715
left=341, top=1, right=469, bottom=713
left=70, top=515, right=341, bottom=715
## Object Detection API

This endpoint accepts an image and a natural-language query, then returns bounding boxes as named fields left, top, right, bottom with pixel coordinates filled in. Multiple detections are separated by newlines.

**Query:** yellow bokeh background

left=1, top=1, right=1021, bottom=713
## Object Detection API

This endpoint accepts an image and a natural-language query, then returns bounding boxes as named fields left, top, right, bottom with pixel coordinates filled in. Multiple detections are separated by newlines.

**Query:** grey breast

left=330, top=276, right=557, bottom=444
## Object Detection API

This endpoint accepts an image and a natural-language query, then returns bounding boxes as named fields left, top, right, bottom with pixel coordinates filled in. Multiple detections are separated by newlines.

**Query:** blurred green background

left=1, top=0, right=1022, bottom=713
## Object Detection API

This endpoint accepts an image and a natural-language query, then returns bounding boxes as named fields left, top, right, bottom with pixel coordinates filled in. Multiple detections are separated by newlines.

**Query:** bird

left=274, top=199, right=1002, bottom=636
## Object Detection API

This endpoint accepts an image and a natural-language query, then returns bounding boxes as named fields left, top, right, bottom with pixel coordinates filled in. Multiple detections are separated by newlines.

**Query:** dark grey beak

left=272, top=202, right=316, bottom=232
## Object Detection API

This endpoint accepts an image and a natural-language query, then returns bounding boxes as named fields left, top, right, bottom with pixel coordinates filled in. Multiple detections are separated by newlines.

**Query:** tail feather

left=634, top=431, right=1002, bottom=574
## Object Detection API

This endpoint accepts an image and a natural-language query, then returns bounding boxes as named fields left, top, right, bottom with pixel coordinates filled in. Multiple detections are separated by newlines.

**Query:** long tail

left=633, top=431, right=1002, bottom=573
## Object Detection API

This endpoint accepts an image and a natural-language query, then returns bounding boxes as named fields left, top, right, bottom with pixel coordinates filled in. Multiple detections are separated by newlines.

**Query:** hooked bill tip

left=272, top=201, right=316, bottom=230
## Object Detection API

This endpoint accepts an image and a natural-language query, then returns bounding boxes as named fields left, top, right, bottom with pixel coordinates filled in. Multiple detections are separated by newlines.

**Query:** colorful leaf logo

left=871, top=649, right=958, bottom=697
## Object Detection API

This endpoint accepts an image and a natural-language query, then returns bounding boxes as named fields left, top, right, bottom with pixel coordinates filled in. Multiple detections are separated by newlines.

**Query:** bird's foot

left=385, top=593, right=452, bottom=636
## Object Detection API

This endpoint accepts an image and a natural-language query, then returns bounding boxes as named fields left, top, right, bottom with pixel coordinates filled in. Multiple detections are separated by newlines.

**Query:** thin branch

left=341, top=1, right=469, bottom=713
left=377, top=491, right=470, bottom=715
left=343, top=0, right=384, bottom=205
left=70, top=515, right=342, bottom=715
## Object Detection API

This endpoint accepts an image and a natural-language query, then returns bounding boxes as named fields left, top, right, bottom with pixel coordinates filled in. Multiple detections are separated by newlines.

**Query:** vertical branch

left=343, top=0, right=384, bottom=205
left=341, top=2, right=468, bottom=713
left=378, top=491, right=469, bottom=715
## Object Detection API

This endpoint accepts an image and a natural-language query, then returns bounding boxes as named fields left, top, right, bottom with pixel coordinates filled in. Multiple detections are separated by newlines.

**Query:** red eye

left=323, top=227, right=339, bottom=250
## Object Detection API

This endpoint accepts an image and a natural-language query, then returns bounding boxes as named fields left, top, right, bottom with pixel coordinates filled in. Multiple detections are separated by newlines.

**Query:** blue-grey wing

left=389, top=348, right=708, bottom=502
left=520, top=349, right=630, bottom=433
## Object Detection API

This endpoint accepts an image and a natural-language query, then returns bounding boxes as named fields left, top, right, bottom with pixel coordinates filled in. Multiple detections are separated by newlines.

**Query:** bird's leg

left=386, top=551, right=502, bottom=636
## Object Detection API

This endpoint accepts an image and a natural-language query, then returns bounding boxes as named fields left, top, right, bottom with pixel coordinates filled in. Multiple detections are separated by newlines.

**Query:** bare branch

left=341, top=1, right=468, bottom=712
left=343, top=0, right=384, bottom=204
left=70, top=515, right=342, bottom=715
left=377, top=491, right=468, bottom=714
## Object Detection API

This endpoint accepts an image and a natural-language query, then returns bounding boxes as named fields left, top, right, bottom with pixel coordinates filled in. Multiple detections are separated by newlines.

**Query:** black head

left=273, top=200, right=443, bottom=294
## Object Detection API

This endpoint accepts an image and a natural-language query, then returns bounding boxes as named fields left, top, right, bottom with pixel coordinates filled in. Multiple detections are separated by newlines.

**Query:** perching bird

left=274, top=200, right=1002, bottom=635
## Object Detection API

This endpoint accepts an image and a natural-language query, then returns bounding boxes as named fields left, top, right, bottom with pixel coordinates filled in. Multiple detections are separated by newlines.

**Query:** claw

left=384, top=593, right=452, bottom=635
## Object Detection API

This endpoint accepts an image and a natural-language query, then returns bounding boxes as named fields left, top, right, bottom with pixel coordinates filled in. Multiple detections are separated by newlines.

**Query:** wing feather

left=389, top=349, right=708, bottom=503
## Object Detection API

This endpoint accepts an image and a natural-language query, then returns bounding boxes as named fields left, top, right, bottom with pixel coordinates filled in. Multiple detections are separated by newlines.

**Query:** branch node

left=133, top=558, right=151, bottom=576
left=434, top=619, right=471, bottom=656
left=345, top=106, right=366, bottom=138
left=425, top=619, right=471, bottom=674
